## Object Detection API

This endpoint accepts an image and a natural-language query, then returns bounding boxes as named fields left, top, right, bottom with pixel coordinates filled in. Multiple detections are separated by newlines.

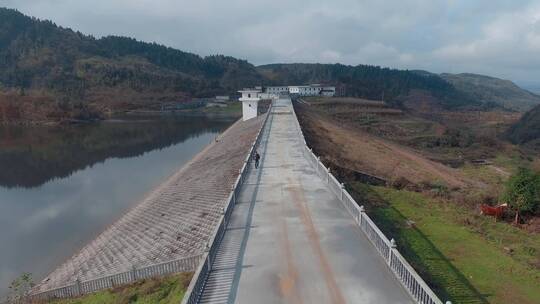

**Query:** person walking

left=254, top=151, right=261, bottom=169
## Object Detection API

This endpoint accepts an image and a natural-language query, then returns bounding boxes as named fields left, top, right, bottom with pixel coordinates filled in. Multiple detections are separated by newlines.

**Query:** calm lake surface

left=0, top=115, right=235, bottom=298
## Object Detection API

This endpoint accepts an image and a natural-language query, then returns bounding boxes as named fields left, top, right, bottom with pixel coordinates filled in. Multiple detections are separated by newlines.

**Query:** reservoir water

left=0, top=115, right=235, bottom=298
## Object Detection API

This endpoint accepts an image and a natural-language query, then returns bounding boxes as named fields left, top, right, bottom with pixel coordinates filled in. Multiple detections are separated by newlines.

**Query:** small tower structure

left=238, top=88, right=261, bottom=121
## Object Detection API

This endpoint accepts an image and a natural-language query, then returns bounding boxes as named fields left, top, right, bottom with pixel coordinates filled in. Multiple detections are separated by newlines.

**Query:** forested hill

left=0, top=8, right=264, bottom=122
left=0, top=8, right=264, bottom=92
left=258, top=63, right=476, bottom=108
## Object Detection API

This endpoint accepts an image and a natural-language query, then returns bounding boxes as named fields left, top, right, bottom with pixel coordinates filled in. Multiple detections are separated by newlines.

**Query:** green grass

left=46, top=273, right=192, bottom=304
left=350, top=183, right=540, bottom=304
left=460, top=164, right=506, bottom=192
left=459, top=151, right=538, bottom=206
left=492, top=153, right=531, bottom=172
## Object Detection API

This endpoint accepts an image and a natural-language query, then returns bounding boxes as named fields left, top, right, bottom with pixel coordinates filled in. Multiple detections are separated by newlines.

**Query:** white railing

left=291, top=101, right=449, bottom=304
left=181, top=104, right=272, bottom=304
left=29, top=254, right=202, bottom=301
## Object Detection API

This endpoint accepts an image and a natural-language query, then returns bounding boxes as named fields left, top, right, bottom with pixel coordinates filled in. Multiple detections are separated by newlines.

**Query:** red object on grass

left=480, top=203, right=508, bottom=219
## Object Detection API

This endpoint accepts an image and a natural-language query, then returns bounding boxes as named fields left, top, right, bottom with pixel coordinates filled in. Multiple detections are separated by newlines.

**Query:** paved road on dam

left=199, top=97, right=413, bottom=304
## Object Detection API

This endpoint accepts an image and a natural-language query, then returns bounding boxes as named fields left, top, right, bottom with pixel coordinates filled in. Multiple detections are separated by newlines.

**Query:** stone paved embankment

left=35, top=115, right=265, bottom=292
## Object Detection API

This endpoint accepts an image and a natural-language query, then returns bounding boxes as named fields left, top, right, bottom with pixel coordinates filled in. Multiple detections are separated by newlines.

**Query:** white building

left=299, top=85, right=320, bottom=96
left=266, top=86, right=289, bottom=95
left=287, top=86, right=300, bottom=94
left=238, top=88, right=261, bottom=121
left=264, top=84, right=335, bottom=97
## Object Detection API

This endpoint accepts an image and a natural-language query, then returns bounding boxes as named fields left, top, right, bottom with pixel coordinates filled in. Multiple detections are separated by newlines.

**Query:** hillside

left=258, top=63, right=477, bottom=109
left=0, top=8, right=263, bottom=123
left=441, top=73, right=540, bottom=111
left=294, top=96, right=540, bottom=303
left=508, top=104, right=540, bottom=149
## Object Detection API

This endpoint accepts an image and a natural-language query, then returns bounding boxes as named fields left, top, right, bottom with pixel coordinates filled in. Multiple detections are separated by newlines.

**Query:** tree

left=502, top=168, right=540, bottom=224
left=6, top=273, right=35, bottom=303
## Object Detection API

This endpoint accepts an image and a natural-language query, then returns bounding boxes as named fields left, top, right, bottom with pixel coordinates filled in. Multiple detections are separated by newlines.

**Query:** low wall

left=329, top=163, right=387, bottom=186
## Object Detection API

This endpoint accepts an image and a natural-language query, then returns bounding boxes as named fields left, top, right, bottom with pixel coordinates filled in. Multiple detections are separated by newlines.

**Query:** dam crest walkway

left=197, top=97, right=414, bottom=304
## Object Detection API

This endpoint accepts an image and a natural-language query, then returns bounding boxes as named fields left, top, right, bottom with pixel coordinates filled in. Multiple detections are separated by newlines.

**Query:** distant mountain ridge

left=520, top=84, right=540, bottom=95
left=0, top=7, right=538, bottom=123
left=508, top=104, right=540, bottom=149
left=440, top=73, right=540, bottom=111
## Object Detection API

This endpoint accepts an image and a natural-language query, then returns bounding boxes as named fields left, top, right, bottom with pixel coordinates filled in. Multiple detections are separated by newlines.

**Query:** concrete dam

left=33, top=97, right=445, bottom=304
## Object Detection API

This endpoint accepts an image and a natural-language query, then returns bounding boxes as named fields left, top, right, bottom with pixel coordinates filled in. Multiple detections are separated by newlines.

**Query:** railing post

left=131, top=265, right=137, bottom=281
left=239, top=168, right=243, bottom=184
left=326, top=168, right=330, bottom=183
left=388, top=238, right=397, bottom=265
left=340, top=183, right=345, bottom=200
left=359, top=205, right=365, bottom=225
left=75, top=278, right=82, bottom=296
left=205, top=242, right=212, bottom=272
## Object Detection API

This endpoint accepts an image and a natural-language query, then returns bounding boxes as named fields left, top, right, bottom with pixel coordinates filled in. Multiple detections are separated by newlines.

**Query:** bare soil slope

left=296, top=102, right=470, bottom=189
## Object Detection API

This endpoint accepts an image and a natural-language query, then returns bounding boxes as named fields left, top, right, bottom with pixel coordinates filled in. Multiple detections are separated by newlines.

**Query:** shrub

left=501, top=168, right=540, bottom=223
left=6, top=273, right=34, bottom=303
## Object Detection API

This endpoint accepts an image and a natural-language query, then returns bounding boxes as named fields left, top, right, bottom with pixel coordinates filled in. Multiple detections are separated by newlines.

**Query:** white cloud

left=431, top=2, right=540, bottom=78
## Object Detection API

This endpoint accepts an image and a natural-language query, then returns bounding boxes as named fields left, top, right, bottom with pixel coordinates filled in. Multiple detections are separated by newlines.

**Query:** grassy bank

left=295, top=97, right=540, bottom=303
left=350, top=183, right=540, bottom=304
left=46, top=273, right=192, bottom=304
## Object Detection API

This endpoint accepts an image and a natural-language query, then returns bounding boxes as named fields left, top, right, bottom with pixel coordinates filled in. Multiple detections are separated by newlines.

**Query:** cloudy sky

left=2, top=0, right=540, bottom=86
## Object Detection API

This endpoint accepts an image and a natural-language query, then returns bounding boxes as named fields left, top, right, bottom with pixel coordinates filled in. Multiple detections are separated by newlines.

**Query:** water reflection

left=0, top=115, right=232, bottom=188
left=0, top=115, right=234, bottom=298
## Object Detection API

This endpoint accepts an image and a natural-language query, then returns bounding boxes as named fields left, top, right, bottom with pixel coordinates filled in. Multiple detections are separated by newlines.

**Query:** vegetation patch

left=349, top=183, right=540, bottom=304
left=501, top=168, right=540, bottom=224
left=44, top=273, right=193, bottom=304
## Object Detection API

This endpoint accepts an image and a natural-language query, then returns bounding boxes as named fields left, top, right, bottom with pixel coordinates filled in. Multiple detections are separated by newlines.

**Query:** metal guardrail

left=181, top=103, right=272, bottom=304
left=290, top=101, right=449, bottom=304
left=29, top=254, right=202, bottom=301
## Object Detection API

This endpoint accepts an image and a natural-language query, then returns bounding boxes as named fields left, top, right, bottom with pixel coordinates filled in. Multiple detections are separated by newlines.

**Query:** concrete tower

left=238, top=88, right=261, bottom=121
